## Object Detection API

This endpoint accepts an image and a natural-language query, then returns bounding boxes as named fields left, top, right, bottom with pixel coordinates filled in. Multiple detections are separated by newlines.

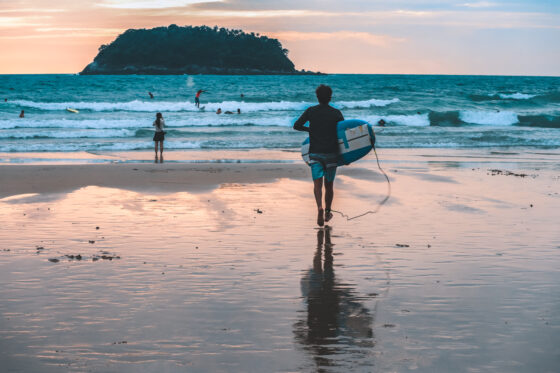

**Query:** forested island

left=80, top=25, right=319, bottom=75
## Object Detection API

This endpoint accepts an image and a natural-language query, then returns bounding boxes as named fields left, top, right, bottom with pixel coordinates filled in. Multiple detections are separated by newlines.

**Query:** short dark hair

left=315, top=84, right=332, bottom=104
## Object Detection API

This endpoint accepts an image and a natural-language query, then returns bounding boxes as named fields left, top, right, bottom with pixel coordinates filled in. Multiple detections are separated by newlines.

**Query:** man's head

left=315, top=84, right=332, bottom=104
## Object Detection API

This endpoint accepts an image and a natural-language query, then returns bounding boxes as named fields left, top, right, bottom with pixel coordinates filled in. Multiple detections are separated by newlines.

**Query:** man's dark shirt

left=293, top=103, right=344, bottom=154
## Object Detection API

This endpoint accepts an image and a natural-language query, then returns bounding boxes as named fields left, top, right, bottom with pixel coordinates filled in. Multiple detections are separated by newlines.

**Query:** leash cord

left=330, top=146, right=391, bottom=221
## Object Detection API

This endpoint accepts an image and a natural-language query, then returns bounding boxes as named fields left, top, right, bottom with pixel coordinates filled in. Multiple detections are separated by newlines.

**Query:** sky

left=0, top=0, right=558, bottom=75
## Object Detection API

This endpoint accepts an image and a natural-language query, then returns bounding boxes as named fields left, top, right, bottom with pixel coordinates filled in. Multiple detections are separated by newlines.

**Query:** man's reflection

left=294, top=227, right=374, bottom=370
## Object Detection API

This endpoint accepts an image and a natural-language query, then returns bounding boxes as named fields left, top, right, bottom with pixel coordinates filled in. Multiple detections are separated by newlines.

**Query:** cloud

left=0, top=15, right=52, bottom=28
left=459, top=2, right=498, bottom=8
left=271, top=31, right=405, bottom=47
left=98, top=0, right=220, bottom=9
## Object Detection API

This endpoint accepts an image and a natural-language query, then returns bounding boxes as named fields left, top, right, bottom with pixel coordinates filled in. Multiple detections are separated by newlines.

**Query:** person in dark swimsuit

left=294, top=84, right=344, bottom=226
left=153, top=112, right=165, bottom=162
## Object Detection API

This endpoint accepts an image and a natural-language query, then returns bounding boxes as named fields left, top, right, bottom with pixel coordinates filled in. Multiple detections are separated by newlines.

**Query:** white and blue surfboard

left=301, top=119, right=376, bottom=166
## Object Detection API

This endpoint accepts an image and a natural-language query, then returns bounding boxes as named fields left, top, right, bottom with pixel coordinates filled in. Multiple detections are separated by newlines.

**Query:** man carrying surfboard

left=294, top=84, right=344, bottom=226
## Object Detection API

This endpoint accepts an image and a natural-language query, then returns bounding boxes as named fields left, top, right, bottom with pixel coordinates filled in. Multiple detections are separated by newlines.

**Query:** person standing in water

left=195, top=89, right=206, bottom=108
left=294, top=85, right=344, bottom=226
left=153, top=112, right=165, bottom=162
left=19, top=110, right=24, bottom=118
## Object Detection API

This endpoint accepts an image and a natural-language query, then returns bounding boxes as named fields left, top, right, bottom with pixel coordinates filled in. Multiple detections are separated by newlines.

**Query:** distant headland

left=80, top=25, right=322, bottom=75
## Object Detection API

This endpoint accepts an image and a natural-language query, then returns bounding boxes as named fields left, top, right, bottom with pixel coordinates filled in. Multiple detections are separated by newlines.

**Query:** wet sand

left=1, top=149, right=559, bottom=372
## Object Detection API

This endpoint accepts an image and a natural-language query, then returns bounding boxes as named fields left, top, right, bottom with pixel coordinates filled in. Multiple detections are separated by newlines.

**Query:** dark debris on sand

left=48, top=251, right=120, bottom=263
left=396, top=243, right=410, bottom=247
left=488, top=169, right=536, bottom=178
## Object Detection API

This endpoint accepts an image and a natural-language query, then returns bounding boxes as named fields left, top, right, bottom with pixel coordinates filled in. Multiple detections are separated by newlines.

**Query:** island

left=80, top=25, right=320, bottom=75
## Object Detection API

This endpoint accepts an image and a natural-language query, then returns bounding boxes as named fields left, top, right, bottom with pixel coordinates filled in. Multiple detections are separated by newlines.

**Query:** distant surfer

left=237, top=108, right=241, bottom=114
left=148, top=92, right=154, bottom=99
left=294, top=84, right=344, bottom=226
left=195, top=89, right=206, bottom=108
left=19, top=110, right=24, bottom=118
left=240, top=93, right=244, bottom=98
left=153, top=112, right=165, bottom=162
left=377, top=119, right=386, bottom=127
left=216, top=108, right=222, bottom=114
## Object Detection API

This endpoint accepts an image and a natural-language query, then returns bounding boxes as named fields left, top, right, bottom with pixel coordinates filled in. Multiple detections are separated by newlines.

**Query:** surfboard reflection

left=294, top=226, right=375, bottom=370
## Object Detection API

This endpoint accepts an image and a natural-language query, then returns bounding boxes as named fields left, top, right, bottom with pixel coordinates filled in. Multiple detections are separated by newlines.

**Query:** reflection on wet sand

left=294, top=226, right=375, bottom=371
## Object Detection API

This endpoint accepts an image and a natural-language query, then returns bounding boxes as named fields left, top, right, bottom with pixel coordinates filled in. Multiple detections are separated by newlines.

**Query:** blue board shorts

left=309, top=153, right=338, bottom=182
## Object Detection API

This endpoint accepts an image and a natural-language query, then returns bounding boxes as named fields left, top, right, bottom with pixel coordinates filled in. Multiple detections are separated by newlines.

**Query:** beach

left=1, top=148, right=559, bottom=372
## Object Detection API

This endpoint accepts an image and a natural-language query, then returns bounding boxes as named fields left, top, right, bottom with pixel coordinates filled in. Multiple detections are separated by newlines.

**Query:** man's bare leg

left=314, top=178, right=324, bottom=226
left=324, top=180, right=334, bottom=222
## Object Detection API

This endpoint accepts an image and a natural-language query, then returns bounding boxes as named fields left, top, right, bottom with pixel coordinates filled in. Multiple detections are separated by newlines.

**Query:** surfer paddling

left=294, top=84, right=344, bottom=226
left=153, top=112, right=165, bottom=162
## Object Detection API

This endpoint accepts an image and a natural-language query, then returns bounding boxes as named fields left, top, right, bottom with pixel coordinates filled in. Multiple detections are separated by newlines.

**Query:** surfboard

left=301, top=119, right=375, bottom=166
left=66, top=108, right=79, bottom=113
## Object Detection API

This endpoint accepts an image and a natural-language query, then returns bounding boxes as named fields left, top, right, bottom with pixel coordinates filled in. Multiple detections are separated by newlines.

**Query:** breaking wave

left=11, top=97, right=399, bottom=113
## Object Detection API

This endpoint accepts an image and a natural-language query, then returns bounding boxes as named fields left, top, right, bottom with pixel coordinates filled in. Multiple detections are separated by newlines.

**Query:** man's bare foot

left=317, top=209, right=324, bottom=226
left=325, top=209, right=333, bottom=222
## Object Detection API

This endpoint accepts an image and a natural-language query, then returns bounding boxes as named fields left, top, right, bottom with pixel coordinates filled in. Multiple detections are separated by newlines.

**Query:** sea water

left=0, top=74, right=559, bottom=154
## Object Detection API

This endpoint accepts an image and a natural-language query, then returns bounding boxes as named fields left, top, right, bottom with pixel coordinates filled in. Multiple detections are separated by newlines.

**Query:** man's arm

left=337, top=109, right=344, bottom=122
left=293, top=109, right=310, bottom=132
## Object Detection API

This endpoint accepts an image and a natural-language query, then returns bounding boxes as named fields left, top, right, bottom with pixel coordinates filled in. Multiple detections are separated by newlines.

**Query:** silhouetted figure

left=240, top=93, right=244, bottom=98
left=19, top=110, right=24, bottom=118
left=237, top=108, right=241, bottom=114
left=216, top=108, right=222, bottom=114
left=377, top=119, right=386, bottom=127
left=293, top=227, right=374, bottom=371
left=294, top=84, right=344, bottom=226
left=153, top=112, right=165, bottom=161
left=4, top=98, right=7, bottom=102
left=195, top=89, right=206, bottom=108
left=148, top=92, right=154, bottom=99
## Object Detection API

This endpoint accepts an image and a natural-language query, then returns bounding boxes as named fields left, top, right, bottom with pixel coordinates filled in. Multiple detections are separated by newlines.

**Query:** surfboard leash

left=330, top=146, right=391, bottom=221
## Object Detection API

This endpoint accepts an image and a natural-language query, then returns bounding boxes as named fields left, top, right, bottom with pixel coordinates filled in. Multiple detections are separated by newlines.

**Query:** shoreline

left=2, top=147, right=560, bottom=165
left=1, top=147, right=558, bottom=199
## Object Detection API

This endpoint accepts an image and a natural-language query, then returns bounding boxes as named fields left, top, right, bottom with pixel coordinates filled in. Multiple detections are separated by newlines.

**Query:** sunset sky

left=0, top=0, right=558, bottom=75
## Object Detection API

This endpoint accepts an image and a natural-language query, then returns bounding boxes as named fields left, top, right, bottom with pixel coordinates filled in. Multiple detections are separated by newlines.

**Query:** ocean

left=1, top=74, right=559, bottom=154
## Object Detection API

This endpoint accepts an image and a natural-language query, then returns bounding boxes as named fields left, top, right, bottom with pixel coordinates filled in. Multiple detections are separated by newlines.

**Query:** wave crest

left=11, top=97, right=399, bottom=113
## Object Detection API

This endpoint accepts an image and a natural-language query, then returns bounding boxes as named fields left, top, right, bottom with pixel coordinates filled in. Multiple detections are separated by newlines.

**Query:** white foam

left=0, top=140, right=204, bottom=152
left=12, top=97, right=400, bottom=113
left=363, top=113, right=430, bottom=127
left=497, top=92, right=537, bottom=100
left=336, top=98, right=400, bottom=109
left=0, top=116, right=295, bottom=130
left=459, top=110, right=518, bottom=126
left=0, top=129, right=135, bottom=139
